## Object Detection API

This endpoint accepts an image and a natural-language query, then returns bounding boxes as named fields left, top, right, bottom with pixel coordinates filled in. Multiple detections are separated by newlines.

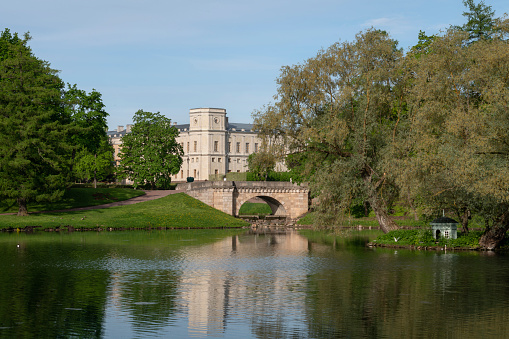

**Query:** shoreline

left=367, top=242, right=480, bottom=251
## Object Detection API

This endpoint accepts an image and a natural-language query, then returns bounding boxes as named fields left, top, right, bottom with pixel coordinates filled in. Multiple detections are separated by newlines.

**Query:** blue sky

left=4, top=0, right=508, bottom=130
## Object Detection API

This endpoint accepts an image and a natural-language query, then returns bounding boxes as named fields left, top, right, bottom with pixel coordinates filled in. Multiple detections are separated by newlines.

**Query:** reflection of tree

left=304, top=244, right=509, bottom=338
left=117, top=270, right=179, bottom=334
left=0, top=243, right=109, bottom=338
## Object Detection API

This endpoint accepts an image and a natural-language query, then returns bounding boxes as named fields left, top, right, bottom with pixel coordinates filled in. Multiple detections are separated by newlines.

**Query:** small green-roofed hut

left=430, top=217, right=458, bottom=239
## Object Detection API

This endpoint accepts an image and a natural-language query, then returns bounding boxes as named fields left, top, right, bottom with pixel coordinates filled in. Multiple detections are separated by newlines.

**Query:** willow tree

left=398, top=22, right=509, bottom=249
left=254, top=29, right=408, bottom=233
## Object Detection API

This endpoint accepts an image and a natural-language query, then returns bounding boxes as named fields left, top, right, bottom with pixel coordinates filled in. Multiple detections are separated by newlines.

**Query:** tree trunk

left=406, top=195, right=419, bottom=221
left=479, top=212, right=509, bottom=250
left=363, top=200, right=370, bottom=217
left=17, top=197, right=29, bottom=216
left=363, top=167, right=399, bottom=234
left=369, top=195, right=399, bottom=233
left=94, top=153, right=97, bottom=189
left=459, top=209, right=470, bottom=234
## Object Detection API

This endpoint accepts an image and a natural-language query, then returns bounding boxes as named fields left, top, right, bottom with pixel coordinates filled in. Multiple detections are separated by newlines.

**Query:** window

left=254, top=143, right=258, bottom=152
left=444, top=231, right=450, bottom=238
left=212, top=158, right=215, bottom=162
left=236, top=142, right=240, bottom=153
left=237, top=159, right=240, bottom=164
left=181, top=170, right=183, bottom=179
left=187, top=142, right=189, bottom=153
left=218, top=158, right=222, bottom=163
left=196, top=157, right=198, bottom=162
left=245, top=143, right=249, bottom=153
left=193, top=169, right=197, bottom=177
left=228, top=142, right=231, bottom=153
left=228, top=158, right=231, bottom=163
left=194, top=141, right=197, bottom=152
left=215, top=169, right=218, bottom=175
left=191, top=158, right=194, bottom=163
left=214, top=141, right=218, bottom=152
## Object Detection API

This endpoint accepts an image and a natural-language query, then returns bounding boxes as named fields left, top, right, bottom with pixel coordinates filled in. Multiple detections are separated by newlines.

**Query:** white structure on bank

left=108, top=108, right=272, bottom=182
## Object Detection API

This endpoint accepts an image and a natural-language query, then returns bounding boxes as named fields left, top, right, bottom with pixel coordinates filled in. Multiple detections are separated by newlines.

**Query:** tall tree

left=0, top=30, right=72, bottom=215
left=73, top=138, right=114, bottom=185
left=63, top=83, right=113, bottom=187
left=459, top=0, right=498, bottom=42
left=399, top=26, right=509, bottom=249
left=254, top=29, right=407, bottom=233
left=118, top=110, right=183, bottom=189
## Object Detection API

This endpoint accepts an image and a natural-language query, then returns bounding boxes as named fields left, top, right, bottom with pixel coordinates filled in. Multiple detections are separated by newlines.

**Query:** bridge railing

left=176, top=181, right=308, bottom=191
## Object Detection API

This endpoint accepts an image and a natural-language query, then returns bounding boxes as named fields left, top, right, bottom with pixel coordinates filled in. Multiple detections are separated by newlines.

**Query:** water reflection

left=1, top=230, right=509, bottom=338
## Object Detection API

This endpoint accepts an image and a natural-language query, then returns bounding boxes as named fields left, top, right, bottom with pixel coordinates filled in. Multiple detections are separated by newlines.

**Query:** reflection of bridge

left=177, top=181, right=309, bottom=219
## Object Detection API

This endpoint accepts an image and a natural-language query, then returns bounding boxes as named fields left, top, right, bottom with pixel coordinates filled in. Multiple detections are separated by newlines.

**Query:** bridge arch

left=235, top=195, right=287, bottom=217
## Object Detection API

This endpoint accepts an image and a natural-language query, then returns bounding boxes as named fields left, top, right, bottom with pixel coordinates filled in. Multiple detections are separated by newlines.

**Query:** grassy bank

left=371, top=229, right=485, bottom=250
left=0, top=188, right=145, bottom=214
left=0, top=193, right=248, bottom=230
left=238, top=202, right=272, bottom=216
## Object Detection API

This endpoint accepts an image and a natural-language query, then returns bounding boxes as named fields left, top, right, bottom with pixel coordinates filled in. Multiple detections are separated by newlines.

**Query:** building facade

left=108, top=108, right=265, bottom=182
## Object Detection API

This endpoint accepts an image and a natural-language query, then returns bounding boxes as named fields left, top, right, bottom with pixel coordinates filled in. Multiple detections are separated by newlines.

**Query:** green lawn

left=238, top=202, right=272, bottom=215
left=0, top=188, right=145, bottom=214
left=0, top=193, right=248, bottom=230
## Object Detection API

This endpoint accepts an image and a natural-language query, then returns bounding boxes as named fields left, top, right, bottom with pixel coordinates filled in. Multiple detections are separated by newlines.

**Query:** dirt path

left=0, top=189, right=184, bottom=215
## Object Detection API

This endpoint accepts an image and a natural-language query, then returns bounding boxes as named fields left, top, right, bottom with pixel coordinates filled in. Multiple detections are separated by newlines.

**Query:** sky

left=4, top=0, right=508, bottom=130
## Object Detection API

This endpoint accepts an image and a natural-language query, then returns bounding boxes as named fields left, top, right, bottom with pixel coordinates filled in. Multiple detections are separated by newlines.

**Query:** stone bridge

left=176, top=181, right=309, bottom=219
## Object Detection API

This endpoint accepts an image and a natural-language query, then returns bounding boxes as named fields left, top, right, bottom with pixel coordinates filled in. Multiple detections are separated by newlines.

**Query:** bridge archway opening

left=237, top=195, right=287, bottom=217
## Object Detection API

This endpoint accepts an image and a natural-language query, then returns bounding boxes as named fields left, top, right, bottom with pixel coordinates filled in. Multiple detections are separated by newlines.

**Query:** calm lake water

left=1, top=229, right=509, bottom=338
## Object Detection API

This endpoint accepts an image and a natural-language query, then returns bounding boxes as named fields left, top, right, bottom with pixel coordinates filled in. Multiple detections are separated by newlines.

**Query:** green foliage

left=350, top=203, right=370, bottom=218
left=376, top=229, right=432, bottom=246
left=64, top=83, right=109, bottom=155
left=245, top=170, right=293, bottom=182
left=247, top=151, right=275, bottom=180
left=374, top=229, right=482, bottom=248
left=118, top=110, right=183, bottom=189
left=225, top=172, right=248, bottom=181
left=0, top=29, right=72, bottom=215
left=410, top=30, right=436, bottom=57
left=73, top=139, right=114, bottom=184
left=297, top=212, right=315, bottom=225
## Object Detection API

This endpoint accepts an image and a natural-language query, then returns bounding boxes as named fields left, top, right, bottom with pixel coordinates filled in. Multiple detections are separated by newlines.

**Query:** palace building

left=108, top=108, right=265, bottom=181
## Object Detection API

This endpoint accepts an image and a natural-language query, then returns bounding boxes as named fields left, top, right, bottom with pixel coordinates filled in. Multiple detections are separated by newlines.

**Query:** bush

left=226, top=172, right=248, bottom=181
left=374, top=229, right=482, bottom=248
left=245, top=171, right=293, bottom=182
